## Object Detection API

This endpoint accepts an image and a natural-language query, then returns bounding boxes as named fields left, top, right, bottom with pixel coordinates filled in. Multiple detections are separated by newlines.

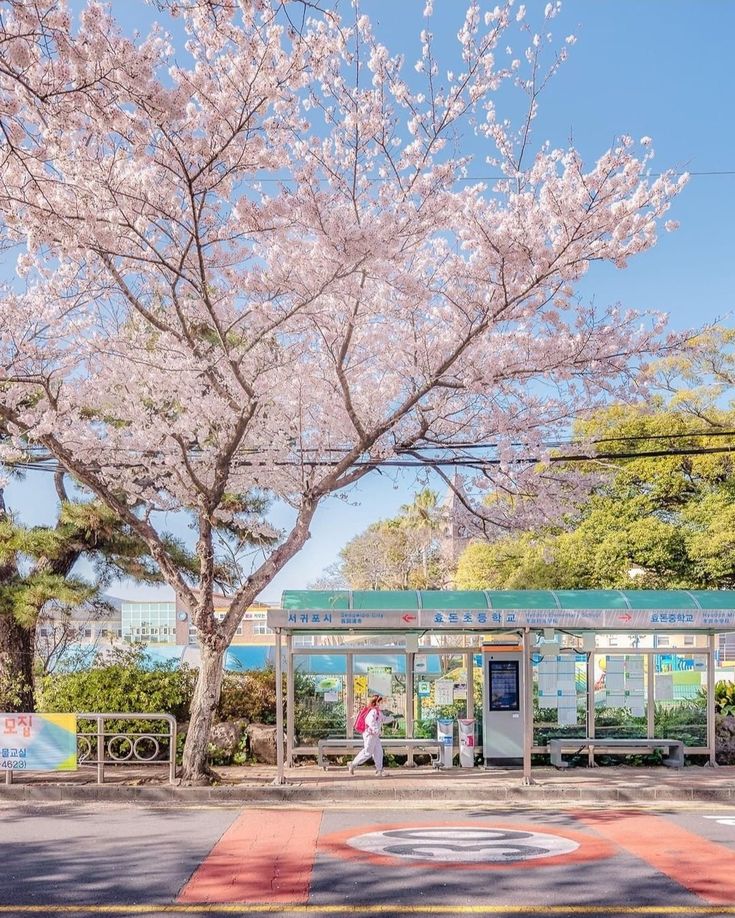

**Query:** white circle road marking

left=346, top=826, right=580, bottom=863
left=702, top=815, right=735, bottom=826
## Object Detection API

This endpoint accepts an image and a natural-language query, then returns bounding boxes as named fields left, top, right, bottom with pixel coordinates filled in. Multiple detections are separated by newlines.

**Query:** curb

left=2, top=782, right=734, bottom=805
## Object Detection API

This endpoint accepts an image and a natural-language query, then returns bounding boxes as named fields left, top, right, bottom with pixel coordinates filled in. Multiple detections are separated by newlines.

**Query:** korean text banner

left=0, top=713, right=77, bottom=772
left=268, top=608, right=727, bottom=630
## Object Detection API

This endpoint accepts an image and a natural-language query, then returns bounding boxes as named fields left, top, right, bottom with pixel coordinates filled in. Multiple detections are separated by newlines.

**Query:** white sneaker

left=348, top=763, right=355, bottom=775
left=375, top=769, right=385, bottom=776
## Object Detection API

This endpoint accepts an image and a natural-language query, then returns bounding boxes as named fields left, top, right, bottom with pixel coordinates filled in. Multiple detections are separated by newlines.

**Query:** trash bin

left=458, top=718, right=476, bottom=768
left=437, top=717, right=454, bottom=768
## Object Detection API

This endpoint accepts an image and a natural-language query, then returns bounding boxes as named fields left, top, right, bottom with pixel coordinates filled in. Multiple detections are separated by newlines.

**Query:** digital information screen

left=488, top=660, right=520, bottom=712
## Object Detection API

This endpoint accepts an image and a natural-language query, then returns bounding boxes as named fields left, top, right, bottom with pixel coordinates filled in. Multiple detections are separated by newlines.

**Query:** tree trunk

left=0, top=613, right=36, bottom=712
left=180, top=641, right=226, bottom=785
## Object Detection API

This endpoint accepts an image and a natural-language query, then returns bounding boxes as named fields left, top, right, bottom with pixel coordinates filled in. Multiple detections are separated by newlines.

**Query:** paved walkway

left=4, top=762, right=735, bottom=805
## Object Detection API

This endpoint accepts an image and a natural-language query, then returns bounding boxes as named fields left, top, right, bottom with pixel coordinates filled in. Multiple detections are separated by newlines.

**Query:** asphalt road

left=3, top=802, right=735, bottom=917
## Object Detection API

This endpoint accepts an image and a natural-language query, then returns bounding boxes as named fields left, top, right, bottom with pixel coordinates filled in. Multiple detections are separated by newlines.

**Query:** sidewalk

left=4, top=762, right=735, bottom=805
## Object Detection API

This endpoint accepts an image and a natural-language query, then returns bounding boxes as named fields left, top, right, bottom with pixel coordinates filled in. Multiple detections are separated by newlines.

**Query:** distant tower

left=439, top=474, right=470, bottom=586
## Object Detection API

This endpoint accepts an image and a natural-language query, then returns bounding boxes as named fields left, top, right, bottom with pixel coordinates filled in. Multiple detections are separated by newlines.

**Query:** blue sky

left=4, top=1, right=734, bottom=602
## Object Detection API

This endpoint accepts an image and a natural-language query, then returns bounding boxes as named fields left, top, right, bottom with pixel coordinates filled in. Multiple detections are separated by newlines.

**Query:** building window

left=121, top=600, right=176, bottom=644
left=254, top=622, right=272, bottom=636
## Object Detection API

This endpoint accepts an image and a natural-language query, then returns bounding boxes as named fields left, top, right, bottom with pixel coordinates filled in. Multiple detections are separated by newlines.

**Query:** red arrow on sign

left=402, top=614, right=417, bottom=623
left=618, top=613, right=632, bottom=623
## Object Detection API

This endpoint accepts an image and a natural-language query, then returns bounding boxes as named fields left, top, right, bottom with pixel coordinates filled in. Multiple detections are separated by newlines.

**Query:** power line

left=400, top=429, right=735, bottom=452
left=457, top=171, right=735, bottom=181
left=19, top=427, right=735, bottom=460
left=248, top=169, right=735, bottom=185
left=9, top=441, right=735, bottom=474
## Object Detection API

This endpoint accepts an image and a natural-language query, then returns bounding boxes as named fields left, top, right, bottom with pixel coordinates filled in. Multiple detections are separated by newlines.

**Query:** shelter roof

left=281, top=589, right=735, bottom=611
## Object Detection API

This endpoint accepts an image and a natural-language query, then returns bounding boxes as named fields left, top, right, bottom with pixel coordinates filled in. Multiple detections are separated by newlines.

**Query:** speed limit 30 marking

left=319, top=821, right=614, bottom=870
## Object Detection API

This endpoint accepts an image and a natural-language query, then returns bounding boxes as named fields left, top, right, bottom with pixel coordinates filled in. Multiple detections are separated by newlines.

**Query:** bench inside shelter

left=548, top=737, right=685, bottom=769
left=317, top=738, right=445, bottom=769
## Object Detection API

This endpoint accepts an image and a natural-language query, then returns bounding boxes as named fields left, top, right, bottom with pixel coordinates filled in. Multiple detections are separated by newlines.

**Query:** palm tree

left=399, top=488, right=447, bottom=587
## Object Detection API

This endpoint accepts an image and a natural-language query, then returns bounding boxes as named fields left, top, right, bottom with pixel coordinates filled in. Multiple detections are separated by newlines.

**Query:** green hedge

left=38, top=653, right=289, bottom=727
left=37, top=650, right=195, bottom=721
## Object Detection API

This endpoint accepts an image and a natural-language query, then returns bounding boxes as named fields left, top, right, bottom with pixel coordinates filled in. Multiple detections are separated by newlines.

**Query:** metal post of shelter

left=522, top=628, right=534, bottom=785
left=346, top=653, right=354, bottom=740
left=707, top=633, right=717, bottom=767
left=286, top=632, right=294, bottom=767
left=406, top=648, right=415, bottom=766
left=465, top=650, right=474, bottom=720
left=465, top=649, right=475, bottom=766
left=273, top=628, right=286, bottom=785
left=586, top=650, right=596, bottom=768
left=647, top=650, right=655, bottom=740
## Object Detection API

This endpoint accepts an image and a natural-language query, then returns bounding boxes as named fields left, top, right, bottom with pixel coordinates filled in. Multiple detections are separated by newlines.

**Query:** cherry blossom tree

left=0, top=0, right=686, bottom=782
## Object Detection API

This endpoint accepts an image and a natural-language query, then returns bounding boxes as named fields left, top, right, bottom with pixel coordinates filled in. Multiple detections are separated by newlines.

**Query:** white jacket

left=364, top=707, right=384, bottom=737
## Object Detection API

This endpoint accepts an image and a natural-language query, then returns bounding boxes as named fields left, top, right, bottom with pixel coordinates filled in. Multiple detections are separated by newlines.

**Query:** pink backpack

left=354, top=706, right=370, bottom=733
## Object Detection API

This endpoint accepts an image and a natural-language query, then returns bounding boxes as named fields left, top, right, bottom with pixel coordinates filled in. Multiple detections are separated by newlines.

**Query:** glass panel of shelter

left=529, top=633, right=711, bottom=754
left=652, top=652, right=707, bottom=748
left=531, top=649, right=589, bottom=749
left=353, top=654, right=406, bottom=738
left=413, top=651, right=471, bottom=740
left=292, top=653, right=347, bottom=746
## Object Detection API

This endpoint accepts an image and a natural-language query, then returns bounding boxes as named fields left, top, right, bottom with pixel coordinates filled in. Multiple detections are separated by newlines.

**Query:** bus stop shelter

left=267, top=589, right=735, bottom=784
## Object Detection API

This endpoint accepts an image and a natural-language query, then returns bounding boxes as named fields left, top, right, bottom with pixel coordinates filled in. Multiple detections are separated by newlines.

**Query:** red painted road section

left=579, top=811, right=735, bottom=905
left=177, top=807, right=735, bottom=906
left=177, top=809, right=322, bottom=904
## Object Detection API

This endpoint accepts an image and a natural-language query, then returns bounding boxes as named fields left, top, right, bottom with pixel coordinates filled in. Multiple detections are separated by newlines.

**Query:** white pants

left=350, top=732, right=383, bottom=771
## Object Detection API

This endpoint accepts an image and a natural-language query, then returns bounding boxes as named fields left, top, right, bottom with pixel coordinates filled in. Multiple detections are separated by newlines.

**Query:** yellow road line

left=2, top=907, right=735, bottom=915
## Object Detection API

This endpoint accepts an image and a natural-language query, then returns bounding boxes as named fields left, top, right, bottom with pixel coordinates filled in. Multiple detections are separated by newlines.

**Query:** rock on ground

left=247, top=723, right=280, bottom=765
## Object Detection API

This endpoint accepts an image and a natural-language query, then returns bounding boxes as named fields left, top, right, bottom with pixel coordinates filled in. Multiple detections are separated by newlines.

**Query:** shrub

left=217, top=669, right=279, bottom=723
left=715, top=681, right=735, bottom=716
left=695, top=681, right=735, bottom=715
left=295, top=703, right=347, bottom=744
left=37, top=647, right=195, bottom=722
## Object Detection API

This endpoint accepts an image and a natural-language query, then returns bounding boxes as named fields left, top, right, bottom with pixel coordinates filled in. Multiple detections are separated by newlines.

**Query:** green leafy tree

left=456, top=405, right=735, bottom=590
left=340, top=521, right=421, bottom=590
left=0, top=469, right=197, bottom=712
left=337, top=489, right=450, bottom=590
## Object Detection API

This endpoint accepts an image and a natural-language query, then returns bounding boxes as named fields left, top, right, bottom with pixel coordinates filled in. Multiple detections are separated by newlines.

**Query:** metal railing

left=77, top=712, right=177, bottom=784
left=3, top=712, right=178, bottom=786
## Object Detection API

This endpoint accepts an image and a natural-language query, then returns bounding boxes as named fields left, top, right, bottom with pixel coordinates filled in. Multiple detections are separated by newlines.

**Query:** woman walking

left=348, top=695, right=388, bottom=776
